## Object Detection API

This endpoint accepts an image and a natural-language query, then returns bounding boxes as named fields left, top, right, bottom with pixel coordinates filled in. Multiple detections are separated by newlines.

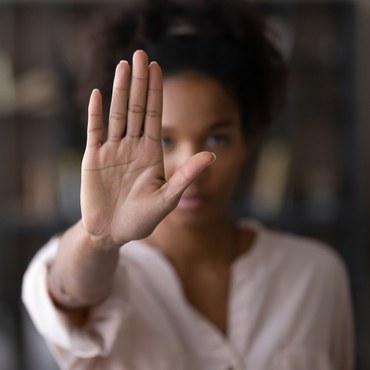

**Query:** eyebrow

left=162, top=120, right=234, bottom=132
left=208, top=120, right=233, bottom=130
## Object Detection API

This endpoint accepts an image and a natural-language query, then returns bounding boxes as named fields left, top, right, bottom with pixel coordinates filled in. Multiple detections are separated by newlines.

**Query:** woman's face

left=162, top=72, right=247, bottom=226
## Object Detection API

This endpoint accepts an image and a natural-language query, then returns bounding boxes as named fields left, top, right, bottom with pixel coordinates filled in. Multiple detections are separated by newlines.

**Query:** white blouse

left=22, top=221, right=353, bottom=370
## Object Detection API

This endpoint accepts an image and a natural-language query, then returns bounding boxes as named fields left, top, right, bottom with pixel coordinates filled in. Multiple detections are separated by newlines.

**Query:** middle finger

left=126, top=50, right=149, bottom=138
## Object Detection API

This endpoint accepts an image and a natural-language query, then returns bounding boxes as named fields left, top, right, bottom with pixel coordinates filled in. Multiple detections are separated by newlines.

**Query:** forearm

left=48, top=220, right=120, bottom=309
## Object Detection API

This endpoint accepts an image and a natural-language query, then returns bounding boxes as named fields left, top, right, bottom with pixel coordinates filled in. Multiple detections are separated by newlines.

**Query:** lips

left=177, top=193, right=205, bottom=210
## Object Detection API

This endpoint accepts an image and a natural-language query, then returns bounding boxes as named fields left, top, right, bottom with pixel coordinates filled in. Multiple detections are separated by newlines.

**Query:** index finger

left=86, top=89, right=104, bottom=148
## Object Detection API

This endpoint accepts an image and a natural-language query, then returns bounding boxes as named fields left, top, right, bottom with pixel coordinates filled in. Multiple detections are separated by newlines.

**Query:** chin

left=166, top=207, right=225, bottom=229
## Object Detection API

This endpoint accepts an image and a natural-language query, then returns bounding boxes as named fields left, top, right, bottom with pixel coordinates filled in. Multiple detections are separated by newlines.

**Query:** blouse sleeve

left=329, top=257, right=354, bottom=370
left=22, top=238, right=131, bottom=368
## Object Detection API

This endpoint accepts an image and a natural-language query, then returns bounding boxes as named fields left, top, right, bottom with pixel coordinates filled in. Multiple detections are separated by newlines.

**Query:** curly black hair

left=77, top=0, right=287, bottom=139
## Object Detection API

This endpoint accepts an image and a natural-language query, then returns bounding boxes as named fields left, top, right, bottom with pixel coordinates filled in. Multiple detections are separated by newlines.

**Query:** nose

left=175, top=142, right=200, bottom=166
left=174, top=141, right=211, bottom=185
left=163, top=140, right=208, bottom=182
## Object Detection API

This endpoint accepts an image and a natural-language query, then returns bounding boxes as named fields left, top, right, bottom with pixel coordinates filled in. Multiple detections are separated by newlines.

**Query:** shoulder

left=271, top=228, right=346, bottom=278
left=242, top=220, right=349, bottom=287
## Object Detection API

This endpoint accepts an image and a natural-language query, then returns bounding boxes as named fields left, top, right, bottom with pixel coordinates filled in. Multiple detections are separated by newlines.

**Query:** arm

left=47, top=51, right=215, bottom=313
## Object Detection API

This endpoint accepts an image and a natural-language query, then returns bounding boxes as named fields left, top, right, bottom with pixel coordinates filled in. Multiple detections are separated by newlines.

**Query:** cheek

left=163, top=151, right=180, bottom=180
left=163, top=155, right=171, bottom=179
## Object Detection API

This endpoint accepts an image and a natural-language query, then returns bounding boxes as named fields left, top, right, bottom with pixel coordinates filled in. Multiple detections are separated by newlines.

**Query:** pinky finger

left=86, top=89, right=104, bottom=148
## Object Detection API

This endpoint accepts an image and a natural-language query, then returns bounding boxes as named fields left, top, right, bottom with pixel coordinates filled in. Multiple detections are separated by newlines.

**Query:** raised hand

left=80, top=50, right=215, bottom=248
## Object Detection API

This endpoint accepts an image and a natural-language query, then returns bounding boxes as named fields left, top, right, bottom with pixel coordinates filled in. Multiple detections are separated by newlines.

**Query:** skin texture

left=81, top=53, right=215, bottom=246
left=146, top=72, right=251, bottom=334
left=160, top=72, right=246, bottom=227
left=48, top=50, right=253, bottom=333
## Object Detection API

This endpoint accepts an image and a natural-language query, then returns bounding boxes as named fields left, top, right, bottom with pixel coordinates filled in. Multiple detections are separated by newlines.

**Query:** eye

left=205, top=134, right=230, bottom=148
left=161, top=136, right=175, bottom=149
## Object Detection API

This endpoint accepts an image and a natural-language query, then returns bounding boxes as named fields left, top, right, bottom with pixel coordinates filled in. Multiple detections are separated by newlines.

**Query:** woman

left=22, top=1, right=353, bottom=369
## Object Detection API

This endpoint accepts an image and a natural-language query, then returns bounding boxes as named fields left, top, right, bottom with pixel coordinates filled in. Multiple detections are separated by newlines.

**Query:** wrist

left=78, top=220, right=123, bottom=251
left=50, top=222, right=121, bottom=307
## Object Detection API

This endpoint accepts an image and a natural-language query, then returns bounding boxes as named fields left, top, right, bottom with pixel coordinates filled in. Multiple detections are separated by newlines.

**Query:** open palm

left=80, top=51, right=214, bottom=247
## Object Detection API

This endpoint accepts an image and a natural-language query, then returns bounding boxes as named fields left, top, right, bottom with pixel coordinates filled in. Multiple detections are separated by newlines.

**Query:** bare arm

left=47, top=51, right=215, bottom=312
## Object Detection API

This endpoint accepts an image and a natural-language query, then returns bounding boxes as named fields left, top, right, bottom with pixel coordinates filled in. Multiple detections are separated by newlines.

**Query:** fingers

left=102, top=51, right=162, bottom=145
left=86, top=89, right=104, bottom=148
left=165, top=152, right=217, bottom=199
left=108, top=61, right=130, bottom=141
left=126, top=50, right=149, bottom=138
left=144, top=61, right=163, bottom=143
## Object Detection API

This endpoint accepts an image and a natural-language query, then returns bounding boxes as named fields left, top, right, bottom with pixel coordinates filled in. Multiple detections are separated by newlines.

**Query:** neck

left=146, top=216, right=240, bottom=267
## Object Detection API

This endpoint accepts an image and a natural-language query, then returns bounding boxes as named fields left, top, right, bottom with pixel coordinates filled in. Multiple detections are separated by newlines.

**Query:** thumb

left=163, top=151, right=216, bottom=203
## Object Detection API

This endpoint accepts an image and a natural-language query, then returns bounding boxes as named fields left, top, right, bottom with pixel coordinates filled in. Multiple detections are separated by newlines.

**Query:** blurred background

left=0, top=0, right=369, bottom=369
